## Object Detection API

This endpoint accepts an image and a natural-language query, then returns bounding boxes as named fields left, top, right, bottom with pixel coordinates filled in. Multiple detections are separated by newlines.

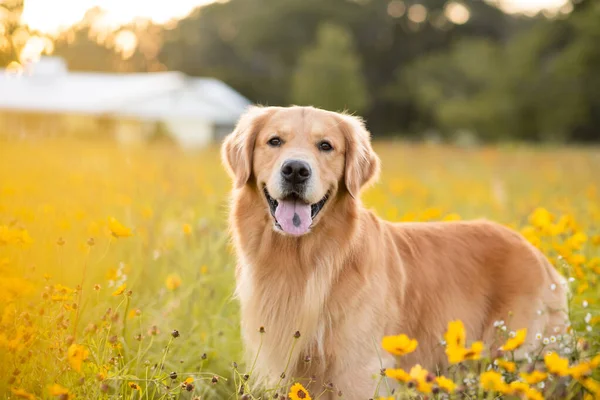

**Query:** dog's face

left=222, top=106, right=379, bottom=236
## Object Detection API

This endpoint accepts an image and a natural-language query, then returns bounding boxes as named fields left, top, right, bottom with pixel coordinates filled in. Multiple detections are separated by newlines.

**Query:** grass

left=0, top=138, right=598, bottom=399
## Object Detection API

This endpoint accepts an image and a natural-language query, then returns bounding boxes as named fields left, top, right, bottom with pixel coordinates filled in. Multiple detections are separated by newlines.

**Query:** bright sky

left=20, top=0, right=571, bottom=35
left=20, top=0, right=215, bottom=34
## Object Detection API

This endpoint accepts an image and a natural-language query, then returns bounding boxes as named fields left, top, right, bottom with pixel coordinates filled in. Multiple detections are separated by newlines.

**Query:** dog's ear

left=221, top=106, right=273, bottom=189
left=338, top=114, right=380, bottom=199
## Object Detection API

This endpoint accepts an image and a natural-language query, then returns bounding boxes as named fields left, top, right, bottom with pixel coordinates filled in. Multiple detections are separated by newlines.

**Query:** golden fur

left=221, top=106, right=569, bottom=399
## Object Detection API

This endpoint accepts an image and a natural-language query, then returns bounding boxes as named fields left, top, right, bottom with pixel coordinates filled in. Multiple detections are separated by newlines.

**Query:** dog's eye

left=267, top=137, right=282, bottom=147
left=318, top=141, right=333, bottom=152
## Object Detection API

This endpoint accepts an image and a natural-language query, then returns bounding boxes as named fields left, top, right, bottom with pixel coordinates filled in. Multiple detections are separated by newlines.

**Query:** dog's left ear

left=221, top=106, right=274, bottom=189
left=339, top=114, right=380, bottom=199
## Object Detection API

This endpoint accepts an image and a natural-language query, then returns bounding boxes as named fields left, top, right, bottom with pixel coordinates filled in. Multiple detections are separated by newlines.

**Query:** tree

left=0, top=0, right=25, bottom=66
left=290, top=23, right=370, bottom=113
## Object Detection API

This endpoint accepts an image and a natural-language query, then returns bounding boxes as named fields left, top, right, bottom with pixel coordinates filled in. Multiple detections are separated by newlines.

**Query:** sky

left=20, top=0, right=571, bottom=35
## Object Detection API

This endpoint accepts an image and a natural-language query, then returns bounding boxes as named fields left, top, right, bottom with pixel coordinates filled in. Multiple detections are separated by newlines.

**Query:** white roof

left=0, top=57, right=250, bottom=125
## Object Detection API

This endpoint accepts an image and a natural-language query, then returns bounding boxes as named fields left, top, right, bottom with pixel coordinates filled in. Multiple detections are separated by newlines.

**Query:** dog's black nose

left=281, top=159, right=311, bottom=184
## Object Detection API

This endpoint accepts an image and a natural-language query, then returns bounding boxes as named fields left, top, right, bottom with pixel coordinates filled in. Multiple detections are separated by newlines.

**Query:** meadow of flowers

left=0, top=138, right=598, bottom=399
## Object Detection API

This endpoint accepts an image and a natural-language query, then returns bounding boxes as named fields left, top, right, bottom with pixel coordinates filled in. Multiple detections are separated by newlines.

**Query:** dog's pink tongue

left=274, top=198, right=312, bottom=236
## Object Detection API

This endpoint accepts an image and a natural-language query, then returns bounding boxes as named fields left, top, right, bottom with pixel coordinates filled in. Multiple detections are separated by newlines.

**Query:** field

left=0, top=139, right=599, bottom=399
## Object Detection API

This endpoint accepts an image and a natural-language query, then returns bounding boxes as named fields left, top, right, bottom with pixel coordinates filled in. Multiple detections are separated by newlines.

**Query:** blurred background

left=1, top=2, right=600, bottom=398
left=1, top=0, right=599, bottom=146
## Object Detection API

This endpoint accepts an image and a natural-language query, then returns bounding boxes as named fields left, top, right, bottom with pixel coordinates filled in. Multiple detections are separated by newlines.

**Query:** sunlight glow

left=444, top=2, right=471, bottom=25
left=21, top=0, right=215, bottom=35
left=19, top=0, right=572, bottom=35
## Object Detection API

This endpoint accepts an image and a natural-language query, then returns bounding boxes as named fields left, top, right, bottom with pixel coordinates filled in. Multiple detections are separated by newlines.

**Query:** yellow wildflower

left=381, top=334, right=418, bottom=356
left=385, top=368, right=411, bottom=382
left=289, top=382, right=311, bottom=400
left=67, top=343, right=89, bottom=373
left=443, top=213, right=461, bottom=221
left=165, top=273, right=182, bottom=290
left=566, top=231, right=587, bottom=250
left=183, top=223, right=192, bottom=236
left=569, top=362, right=593, bottom=379
left=436, top=375, right=456, bottom=393
left=112, top=283, right=127, bottom=296
left=520, top=370, right=548, bottom=385
left=444, top=320, right=466, bottom=349
left=496, top=358, right=517, bottom=373
left=444, top=320, right=484, bottom=363
left=10, top=388, right=35, bottom=399
left=525, top=387, right=544, bottom=400
left=529, top=207, right=553, bottom=229
left=48, top=383, right=70, bottom=396
left=579, top=377, right=600, bottom=396
left=480, top=370, right=509, bottom=393
left=128, top=382, right=142, bottom=394
left=500, top=328, right=527, bottom=351
left=183, top=377, right=194, bottom=384
left=108, top=216, right=133, bottom=238
left=544, top=352, right=570, bottom=376
left=200, top=265, right=208, bottom=275
left=409, top=364, right=432, bottom=393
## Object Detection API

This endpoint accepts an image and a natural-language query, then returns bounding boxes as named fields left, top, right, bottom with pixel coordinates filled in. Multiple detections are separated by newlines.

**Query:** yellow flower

left=569, top=362, right=593, bottom=379
left=10, top=388, right=35, bottom=399
left=480, top=370, right=509, bottom=393
left=67, top=343, right=89, bottom=373
left=165, top=273, right=182, bottom=291
left=529, top=207, right=553, bottom=229
left=289, top=382, right=311, bottom=400
left=436, top=375, right=456, bottom=393
left=500, top=328, right=527, bottom=351
left=520, top=370, right=548, bottom=385
left=108, top=216, right=133, bottom=238
left=48, top=383, right=70, bottom=396
left=183, top=377, right=194, bottom=384
left=496, top=358, right=517, bottom=373
left=524, top=387, right=544, bottom=400
left=566, top=231, right=587, bottom=250
left=106, top=267, right=118, bottom=281
left=385, top=368, right=411, bottom=382
left=409, top=364, right=432, bottom=393
left=128, top=382, right=142, bottom=394
left=381, top=334, right=418, bottom=356
left=200, top=265, right=208, bottom=275
left=444, top=321, right=484, bottom=364
left=112, top=283, right=127, bottom=296
left=444, top=320, right=466, bottom=349
left=443, top=213, right=461, bottom=221
left=508, top=381, right=531, bottom=394
left=544, top=352, right=570, bottom=376
left=183, top=223, right=192, bottom=236
left=446, top=342, right=483, bottom=364
left=579, top=376, right=600, bottom=395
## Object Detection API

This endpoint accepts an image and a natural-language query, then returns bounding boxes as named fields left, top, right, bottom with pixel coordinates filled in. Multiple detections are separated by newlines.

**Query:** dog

left=221, top=105, right=569, bottom=399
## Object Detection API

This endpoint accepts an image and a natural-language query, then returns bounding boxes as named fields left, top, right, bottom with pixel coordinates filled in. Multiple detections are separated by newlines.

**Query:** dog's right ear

left=221, top=106, right=273, bottom=189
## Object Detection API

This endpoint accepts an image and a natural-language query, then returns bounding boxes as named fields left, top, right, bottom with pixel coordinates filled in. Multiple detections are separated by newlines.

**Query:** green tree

left=290, top=23, right=369, bottom=113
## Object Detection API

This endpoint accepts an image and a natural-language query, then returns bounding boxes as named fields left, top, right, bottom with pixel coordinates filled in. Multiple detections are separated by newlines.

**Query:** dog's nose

left=281, top=159, right=311, bottom=184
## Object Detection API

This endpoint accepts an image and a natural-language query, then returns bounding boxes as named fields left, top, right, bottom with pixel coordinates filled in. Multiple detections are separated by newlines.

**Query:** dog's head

left=222, top=106, right=379, bottom=236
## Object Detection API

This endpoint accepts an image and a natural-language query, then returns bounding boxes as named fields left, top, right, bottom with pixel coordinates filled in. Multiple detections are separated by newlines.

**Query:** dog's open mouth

left=263, top=187, right=328, bottom=236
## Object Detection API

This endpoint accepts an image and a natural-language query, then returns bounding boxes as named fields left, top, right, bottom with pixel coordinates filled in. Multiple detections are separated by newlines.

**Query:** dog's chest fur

left=236, top=251, right=339, bottom=382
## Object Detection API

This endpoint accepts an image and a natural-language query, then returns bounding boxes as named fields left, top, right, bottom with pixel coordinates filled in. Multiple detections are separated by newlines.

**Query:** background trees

left=2, top=0, right=598, bottom=142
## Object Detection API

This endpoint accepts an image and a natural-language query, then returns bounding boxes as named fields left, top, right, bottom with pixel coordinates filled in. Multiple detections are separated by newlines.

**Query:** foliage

left=290, top=23, right=370, bottom=113
left=0, top=138, right=599, bottom=398
left=2, top=1, right=600, bottom=141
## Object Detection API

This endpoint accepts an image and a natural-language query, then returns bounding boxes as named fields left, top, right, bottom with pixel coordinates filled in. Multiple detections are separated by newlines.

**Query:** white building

left=0, top=57, right=251, bottom=148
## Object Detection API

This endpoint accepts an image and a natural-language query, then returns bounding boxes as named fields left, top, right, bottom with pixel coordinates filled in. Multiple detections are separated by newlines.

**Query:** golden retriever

left=221, top=105, right=568, bottom=399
